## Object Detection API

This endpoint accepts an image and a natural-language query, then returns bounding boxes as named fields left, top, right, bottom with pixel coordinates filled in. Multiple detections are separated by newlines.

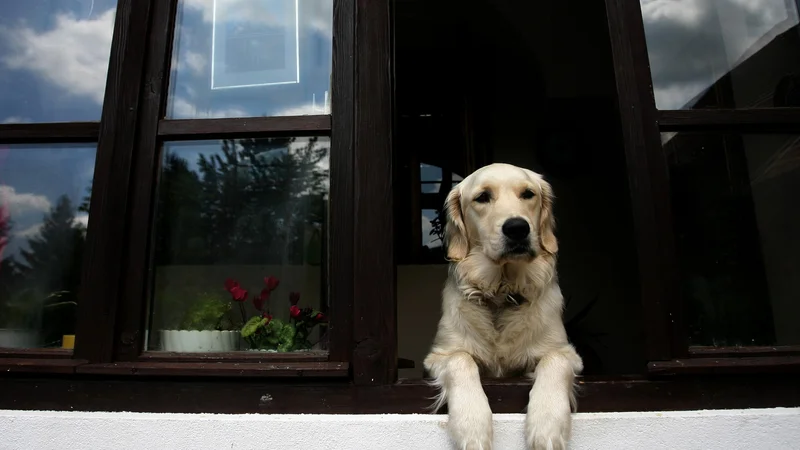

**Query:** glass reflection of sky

left=0, top=145, right=96, bottom=259
left=640, top=0, right=800, bottom=109
left=167, top=0, right=332, bottom=119
left=0, top=0, right=116, bottom=123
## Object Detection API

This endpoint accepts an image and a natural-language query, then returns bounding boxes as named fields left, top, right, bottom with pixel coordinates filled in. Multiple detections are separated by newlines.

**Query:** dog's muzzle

left=501, top=217, right=534, bottom=256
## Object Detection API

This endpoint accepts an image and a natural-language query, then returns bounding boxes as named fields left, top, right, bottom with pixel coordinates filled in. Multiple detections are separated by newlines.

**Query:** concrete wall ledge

left=2, top=407, right=799, bottom=449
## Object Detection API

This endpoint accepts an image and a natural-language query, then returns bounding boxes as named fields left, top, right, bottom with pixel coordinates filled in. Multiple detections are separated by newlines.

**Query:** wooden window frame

left=607, top=0, right=800, bottom=375
left=2, top=0, right=800, bottom=416
left=0, top=0, right=363, bottom=378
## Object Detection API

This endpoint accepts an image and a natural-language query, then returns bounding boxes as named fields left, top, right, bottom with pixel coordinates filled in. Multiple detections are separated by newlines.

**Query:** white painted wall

left=2, top=408, right=799, bottom=450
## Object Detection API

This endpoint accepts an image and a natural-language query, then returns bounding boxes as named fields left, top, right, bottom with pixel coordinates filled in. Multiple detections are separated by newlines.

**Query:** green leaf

left=241, top=316, right=266, bottom=338
left=278, top=322, right=296, bottom=343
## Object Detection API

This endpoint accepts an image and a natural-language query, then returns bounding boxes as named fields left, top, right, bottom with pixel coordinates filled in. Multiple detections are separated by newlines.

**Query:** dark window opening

left=393, top=0, right=646, bottom=378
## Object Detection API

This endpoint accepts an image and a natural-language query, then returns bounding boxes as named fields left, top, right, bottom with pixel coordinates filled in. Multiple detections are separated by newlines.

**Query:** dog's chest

left=470, top=296, right=536, bottom=375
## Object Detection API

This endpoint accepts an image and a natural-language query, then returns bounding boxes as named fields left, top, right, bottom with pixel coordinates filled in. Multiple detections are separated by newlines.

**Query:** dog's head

left=443, top=163, right=557, bottom=264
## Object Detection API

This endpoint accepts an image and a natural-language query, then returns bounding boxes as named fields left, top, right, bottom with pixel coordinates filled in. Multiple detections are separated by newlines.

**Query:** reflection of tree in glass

left=0, top=195, right=85, bottom=345
left=429, top=210, right=445, bottom=245
left=18, top=196, right=85, bottom=294
left=79, top=183, right=92, bottom=215
left=0, top=208, right=18, bottom=306
left=156, top=137, right=329, bottom=265
left=0, top=205, right=10, bottom=261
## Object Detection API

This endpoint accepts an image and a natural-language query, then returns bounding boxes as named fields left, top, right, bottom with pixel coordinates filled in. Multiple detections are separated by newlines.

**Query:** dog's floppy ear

left=538, top=179, right=558, bottom=254
left=444, top=185, right=469, bottom=261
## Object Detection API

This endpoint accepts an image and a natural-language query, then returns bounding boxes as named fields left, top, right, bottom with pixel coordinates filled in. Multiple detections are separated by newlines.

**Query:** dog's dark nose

left=502, top=218, right=530, bottom=241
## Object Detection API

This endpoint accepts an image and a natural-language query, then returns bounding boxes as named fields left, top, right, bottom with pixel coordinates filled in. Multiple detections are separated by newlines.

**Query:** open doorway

left=393, top=0, right=646, bottom=378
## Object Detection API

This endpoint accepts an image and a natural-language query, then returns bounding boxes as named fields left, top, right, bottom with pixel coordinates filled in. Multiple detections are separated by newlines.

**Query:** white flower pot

left=158, top=330, right=240, bottom=352
left=0, top=329, right=39, bottom=348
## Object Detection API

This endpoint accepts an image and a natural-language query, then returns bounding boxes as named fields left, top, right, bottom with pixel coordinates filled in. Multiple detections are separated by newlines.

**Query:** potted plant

left=226, top=275, right=327, bottom=352
left=0, top=288, right=41, bottom=348
left=159, top=291, right=240, bottom=352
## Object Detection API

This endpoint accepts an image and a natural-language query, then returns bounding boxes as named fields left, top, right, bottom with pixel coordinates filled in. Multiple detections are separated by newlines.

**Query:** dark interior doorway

left=392, top=0, right=647, bottom=378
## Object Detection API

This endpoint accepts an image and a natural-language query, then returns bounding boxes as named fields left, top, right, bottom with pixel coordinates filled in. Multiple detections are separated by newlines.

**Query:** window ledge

left=75, top=361, right=349, bottom=377
left=648, top=356, right=800, bottom=375
left=0, top=358, right=348, bottom=377
left=0, top=358, right=87, bottom=374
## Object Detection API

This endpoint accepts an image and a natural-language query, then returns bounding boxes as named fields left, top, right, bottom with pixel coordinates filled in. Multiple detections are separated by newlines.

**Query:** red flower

left=315, top=313, right=326, bottom=322
left=262, top=312, right=273, bottom=322
left=289, top=291, right=300, bottom=306
left=229, top=286, right=248, bottom=302
left=263, top=276, right=280, bottom=292
left=224, top=278, right=239, bottom=292
left=225, top=278, right=248, bottom=301
left=253, top=288, right=270, bottom=311
left=289, top=305, right=301, bottom=319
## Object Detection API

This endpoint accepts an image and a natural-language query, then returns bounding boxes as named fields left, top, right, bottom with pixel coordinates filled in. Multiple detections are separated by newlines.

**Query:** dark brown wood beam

left=157, top=116, right=331, bottom=140
left=1, top=375, right=798, bottom=414
left=352, top=0, right=396, bottom=385
left=0, top=122, right=99, bottom=143
left=659, top=109, right=800, bottom=132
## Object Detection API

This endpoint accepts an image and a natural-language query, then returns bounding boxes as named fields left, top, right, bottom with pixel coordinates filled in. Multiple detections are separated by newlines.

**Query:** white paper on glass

left=211, top=0, right=300, bottom=89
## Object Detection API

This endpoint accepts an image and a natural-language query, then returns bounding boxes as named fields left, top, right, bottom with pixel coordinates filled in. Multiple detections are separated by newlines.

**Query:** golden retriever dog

left=424, top=163, right=583, bottom=450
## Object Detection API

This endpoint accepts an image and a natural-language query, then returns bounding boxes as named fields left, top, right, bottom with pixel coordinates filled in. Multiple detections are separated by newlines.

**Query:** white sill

left=2, top=408, right=799, bottom=449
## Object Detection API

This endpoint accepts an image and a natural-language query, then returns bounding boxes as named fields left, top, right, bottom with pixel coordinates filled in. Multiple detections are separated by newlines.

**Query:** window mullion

left=75, top=0, right=156, bottom=363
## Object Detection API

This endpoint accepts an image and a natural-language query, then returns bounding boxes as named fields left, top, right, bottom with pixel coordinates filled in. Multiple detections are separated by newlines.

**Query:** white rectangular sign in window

left=211, top=0, right=300, bottom=90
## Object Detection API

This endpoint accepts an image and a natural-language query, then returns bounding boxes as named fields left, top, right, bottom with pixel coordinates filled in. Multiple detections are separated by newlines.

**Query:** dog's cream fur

left=424, top=163, right=583, bottom=450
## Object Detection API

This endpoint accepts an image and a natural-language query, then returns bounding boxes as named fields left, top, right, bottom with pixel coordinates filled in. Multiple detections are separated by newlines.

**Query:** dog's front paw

left=447, top=399, right=494, bottom=450
left=525, top=397, right=571, bottom=450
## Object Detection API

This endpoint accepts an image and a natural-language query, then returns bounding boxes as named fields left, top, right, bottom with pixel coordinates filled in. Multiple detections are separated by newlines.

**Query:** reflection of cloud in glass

left=0, top=145, right=96, bottom=259
left=1, top=117, right=32, bottom=124
left=74, top=214, right=90, bottom=228
left=640, top=0, right=798, bottom=109
left=274, top=100, right=331, bottom=116
left=6, top=216, right=88, bottom=262
left=178, top=51, right=208, bottom=76
left=15, top=213, right=89, bottom=239
left=0, top=8, right=116, bottom=105
left=168, top=0, right=333, bottom=118
left=184, top=0, right=333, bottom=36
left=170, top=96, right=249, bottom=118
left=0, top=186, right=51, bottom=217
left=15, top=222, right=44, bottom=238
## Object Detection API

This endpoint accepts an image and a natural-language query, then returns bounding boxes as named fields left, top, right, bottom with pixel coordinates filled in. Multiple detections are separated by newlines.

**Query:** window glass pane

left=640, top=0, right=800, bottom=109
left=419, top=163, right=442, bottom=182
left=0, top=1, right=116, bottom=123
left=665, top=132, right=800, bottom=346
left=0, top=144, right=96, bottom=349
left=166, top=0, right=333, bottom=119
left=147, top=136, right=329, bottom=353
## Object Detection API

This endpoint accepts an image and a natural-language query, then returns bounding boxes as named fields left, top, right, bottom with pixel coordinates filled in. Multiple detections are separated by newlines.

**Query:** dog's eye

left=521, top=189, right=536, bottom=200
left=474, top=192, right=491, bottom=203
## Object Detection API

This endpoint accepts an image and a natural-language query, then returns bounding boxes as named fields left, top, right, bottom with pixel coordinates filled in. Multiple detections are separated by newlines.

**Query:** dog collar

left=506, top=292, right=528, bottom=305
